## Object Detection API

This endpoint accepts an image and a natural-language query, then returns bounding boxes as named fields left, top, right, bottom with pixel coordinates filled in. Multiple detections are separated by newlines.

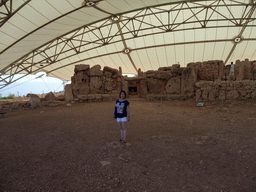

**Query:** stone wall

left=65, top=59, right=256, bottom=102
left=195, top=80, right=256, bottom=102
left=137, top=59, right=256, bottom=99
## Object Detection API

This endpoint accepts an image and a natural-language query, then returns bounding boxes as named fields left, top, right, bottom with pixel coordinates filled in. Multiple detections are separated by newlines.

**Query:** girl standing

left=114, top=91, right=130, bottom=143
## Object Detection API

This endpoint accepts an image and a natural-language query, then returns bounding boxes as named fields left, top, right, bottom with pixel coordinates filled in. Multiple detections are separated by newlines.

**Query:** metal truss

left=0, top=0, right=31, bottom=28
left=1, top=0, right=256, bottom=89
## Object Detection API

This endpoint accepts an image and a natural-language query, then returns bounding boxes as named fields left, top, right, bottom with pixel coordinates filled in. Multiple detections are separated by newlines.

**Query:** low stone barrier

left=76, top=94, right=119, bottom=102
left=195, top=80, right=256, bottom=101
left=146, top=94, right=189, bottom=101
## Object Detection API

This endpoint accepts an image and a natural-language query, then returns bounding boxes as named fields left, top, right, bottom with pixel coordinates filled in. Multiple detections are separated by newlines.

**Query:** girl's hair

left=119, top=90, right=126, bottom=98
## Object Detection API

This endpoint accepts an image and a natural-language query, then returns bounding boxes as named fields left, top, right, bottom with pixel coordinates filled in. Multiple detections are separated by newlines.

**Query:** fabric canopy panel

left=0, top=0, right=256, bottom=89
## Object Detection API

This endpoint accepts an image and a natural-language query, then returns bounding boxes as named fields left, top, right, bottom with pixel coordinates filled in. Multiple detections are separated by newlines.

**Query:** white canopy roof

left=0, top=0, right=256, bottom=88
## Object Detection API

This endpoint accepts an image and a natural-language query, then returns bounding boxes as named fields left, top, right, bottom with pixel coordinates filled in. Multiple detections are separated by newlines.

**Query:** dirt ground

left=1, top=98, right=256, bottom=191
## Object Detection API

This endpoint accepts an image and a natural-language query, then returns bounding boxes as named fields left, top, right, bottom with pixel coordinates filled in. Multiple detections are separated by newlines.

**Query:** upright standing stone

left=140, top=79, right=148, bottom=97
left=196, top=89, right=202, bottom=102
left=181, top=64, right=196, bottom=95
left=119, top=66, right=122, bottom=75
left=236, top=60, right=244, bottom=81
left=218, top=61, right=224, bottom=80
left=244, top=59, right=251, bottom=80
left=122, top=81, right=129, bottom=96
left=64, top=84, right=73, bottom=102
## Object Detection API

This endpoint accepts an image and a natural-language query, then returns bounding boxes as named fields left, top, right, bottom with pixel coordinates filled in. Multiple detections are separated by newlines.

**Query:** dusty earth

left=1, top=98, right=256, bottom=191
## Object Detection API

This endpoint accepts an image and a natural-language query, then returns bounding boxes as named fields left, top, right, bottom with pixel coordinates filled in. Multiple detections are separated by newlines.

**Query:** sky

left=0, top=72, right=69, bottom=97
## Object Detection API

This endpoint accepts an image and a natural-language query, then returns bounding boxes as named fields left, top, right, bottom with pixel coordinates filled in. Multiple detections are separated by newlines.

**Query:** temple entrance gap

left=128, top=80, right=140, bottom=96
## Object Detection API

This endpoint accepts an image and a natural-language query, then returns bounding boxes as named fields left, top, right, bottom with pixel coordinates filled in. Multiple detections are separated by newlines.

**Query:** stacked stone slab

left=65, top=64, right=124, bottom=102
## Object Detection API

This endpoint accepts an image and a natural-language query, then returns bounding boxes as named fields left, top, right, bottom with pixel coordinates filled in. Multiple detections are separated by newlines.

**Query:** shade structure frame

left=0, top=0, right=256, bottom=89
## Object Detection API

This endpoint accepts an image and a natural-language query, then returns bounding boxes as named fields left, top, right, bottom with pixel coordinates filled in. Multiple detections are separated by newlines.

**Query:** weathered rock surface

left=45, top=92, right=57, bottom=101
left=26, top=93, right=42, bottom=109
left=90, top=76, right=103, bottom=94
left=147, top=79, right=166, bottom=94
left=64, top=84, right=73, bottom=102
left=74, top=64, right=90, bottom=73
left=72, top=83, right=90, bottom=97
left=226, top=90, right=239, bottom=100
left=166, top=77, right=180, bottom=94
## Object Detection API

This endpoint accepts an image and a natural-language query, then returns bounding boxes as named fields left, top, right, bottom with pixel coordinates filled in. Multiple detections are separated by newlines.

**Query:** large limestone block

left=147, top=79, right=166, bottom=94
left=104, top=71, right=112, bottom=78
left=244, top=59, right=252, bottom=80
left=104, top=79, right=114, bottom=92
left=103, top=66, right=119, bottom=75
left=140, top=80, right=148, bottom=96
left=26, top=93, right=42, bottom=109
left=72, top=83, right=90, bottom=97
left=236, top=60, right=244, bottom=80
left=196, top=89, right=202, bottom=102
left=209, top=89, right=218, bottom=101
left=202, top=90, right=209, bottom=100
left=112, top=81, right=122, bottom=94
left=172, top=64, right=180, bottom=69
left=218, top=90, right=226, bottom=100
left=122, top=81, right=129, bottom=95
left=146, top=73, right=156, bottom=78
left=146, top=70, right=156, bottom=78
left=172, top=64, right=183, bottom=74
left=91, top=64, right=101, bottom=71
left=158, top=66, right=173, bottom=71
left=88, top=65, right=103, bottom=77
left=181, top=67, right=196, bottom=94
left=74, top=64, right=90, bottom=73
left=89, top=69, right=103, bottom=77
left=64, top=84, right=73, bottom=102
left=112, top=71, right=121, bottom=79
left=187, top=62, right=196, bottom=68
left=90, top=76, right=103, bottom=93
left=166, top=77, right=180, bottom=94
left=217, top=61, right=224, bottom=80
left=226, top=90, right=239, bottom=100
left=74, top=71, right=89, bottom=84
left=182, top=67, right=193, bottom=79
left=45, top=92, right=57, bottom=101
left=156, top=71, right=172, bottom=80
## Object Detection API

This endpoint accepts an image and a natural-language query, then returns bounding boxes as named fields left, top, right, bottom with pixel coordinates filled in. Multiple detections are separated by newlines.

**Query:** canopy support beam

left=224, top=1, right=256, bottom=65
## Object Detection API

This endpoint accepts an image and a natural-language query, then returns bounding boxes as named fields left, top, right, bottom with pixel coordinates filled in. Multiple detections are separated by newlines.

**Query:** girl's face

left=120, top=92, right=125, bottom=99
